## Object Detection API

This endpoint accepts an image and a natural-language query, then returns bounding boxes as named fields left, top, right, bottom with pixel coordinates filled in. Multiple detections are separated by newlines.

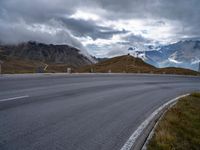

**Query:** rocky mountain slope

left=0, top=41, right=94, bottom=68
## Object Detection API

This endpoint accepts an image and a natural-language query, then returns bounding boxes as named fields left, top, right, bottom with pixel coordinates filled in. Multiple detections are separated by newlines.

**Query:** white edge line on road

left=0, top=95, right=29, bottom=102
left=120, top=93, right=189, bottom=150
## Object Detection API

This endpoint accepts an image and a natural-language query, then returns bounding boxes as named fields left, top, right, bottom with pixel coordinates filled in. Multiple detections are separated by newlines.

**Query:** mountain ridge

left=129, top=40, right=200, bottom=71
left=0, top=41, right=94, bottom=68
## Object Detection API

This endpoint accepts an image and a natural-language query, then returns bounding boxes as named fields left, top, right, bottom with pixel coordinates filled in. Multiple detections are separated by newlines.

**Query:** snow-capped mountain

left=129, top=40, right=200, bottom=71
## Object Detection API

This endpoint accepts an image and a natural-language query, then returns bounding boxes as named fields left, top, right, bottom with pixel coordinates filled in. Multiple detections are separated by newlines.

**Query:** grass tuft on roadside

left=147, top=93, right=200, bottom=150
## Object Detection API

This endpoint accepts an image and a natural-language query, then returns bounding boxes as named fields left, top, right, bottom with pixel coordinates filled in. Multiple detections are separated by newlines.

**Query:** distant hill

left=77, top=55, right=156, bottom=73
left=77, top=55, right=200, bottom=76
left=0, top=41, right=93, bottom=67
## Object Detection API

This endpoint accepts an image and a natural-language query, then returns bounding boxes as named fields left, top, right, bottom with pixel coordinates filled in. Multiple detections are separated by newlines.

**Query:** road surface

left=0, top=74, right=200, bottom=150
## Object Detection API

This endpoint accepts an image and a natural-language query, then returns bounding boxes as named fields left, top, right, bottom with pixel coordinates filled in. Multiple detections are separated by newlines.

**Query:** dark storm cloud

left=58, top=17, right=128, bottom=40
left=0, top=0, right=129, bottom=45
left=0, top=0, right=88, bottom=22
left=125, top=34, right=151, bottom=43
left=0, top=0, right=83, bottom=48
left=0, top=21, right=85, bottom=51
left=92, top=0, right=200, bottom=39
left=0, top=0, right=200, bottom=56
left=116, top=34, right=151, bottom=47
left=96, top=0, right=200, bottom=21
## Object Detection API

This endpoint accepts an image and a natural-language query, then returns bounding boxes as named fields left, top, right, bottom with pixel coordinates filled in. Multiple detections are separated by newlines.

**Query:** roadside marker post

left=67, top=68, right=72, bottom=74
left=90, top=68, right=94, bottom=73
left=0, top=60, right=4, bottom=75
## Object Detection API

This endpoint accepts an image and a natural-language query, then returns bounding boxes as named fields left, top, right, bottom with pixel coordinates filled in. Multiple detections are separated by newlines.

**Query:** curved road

left=0, top=74, right=200, bottom=150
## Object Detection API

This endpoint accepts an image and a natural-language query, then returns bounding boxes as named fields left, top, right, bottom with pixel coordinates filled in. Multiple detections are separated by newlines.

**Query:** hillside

left=0, top=55, right=73, bottom=74
left=154, top=67, right=200, bottom=76
left=77, top=55, right=156, bottom=73
left=77, top=55, right=200, bottom=76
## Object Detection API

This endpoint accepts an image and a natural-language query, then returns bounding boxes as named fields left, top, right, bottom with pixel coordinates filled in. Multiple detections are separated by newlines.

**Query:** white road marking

left=120, top=94, right=189, bottom=150
left=0, top=95, right=29, bottom=102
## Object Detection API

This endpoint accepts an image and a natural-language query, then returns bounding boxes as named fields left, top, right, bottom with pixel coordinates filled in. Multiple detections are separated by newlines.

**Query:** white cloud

left=69, top=10, right=101, bottom=21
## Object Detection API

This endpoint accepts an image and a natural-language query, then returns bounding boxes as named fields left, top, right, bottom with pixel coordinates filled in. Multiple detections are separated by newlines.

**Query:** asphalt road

left=0, top=74, right=200, bottom=150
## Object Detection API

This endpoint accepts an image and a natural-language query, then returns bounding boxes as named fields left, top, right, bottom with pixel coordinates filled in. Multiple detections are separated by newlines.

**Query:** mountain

left=0, top=41, right=95, bottom=73
left=77, top=55, right=200, bottom=76
left=0, top=41, right=94, bottom=67
left=129, top=40, right=200, bottom=71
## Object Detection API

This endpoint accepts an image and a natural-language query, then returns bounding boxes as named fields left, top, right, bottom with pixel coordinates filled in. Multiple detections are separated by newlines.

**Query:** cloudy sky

left=0, top=0, right=200, bottom=57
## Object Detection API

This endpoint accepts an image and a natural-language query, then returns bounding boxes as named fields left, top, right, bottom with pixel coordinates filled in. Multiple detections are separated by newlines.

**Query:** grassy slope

left=155, top=67, right=200, bottom=76
left=77, top=55, right=156, bottom=73
left=0, top=55, right=72, bottom=74
left=77, top=55, right=200, bottom=76
left=148, top=93, right=200, bottom=150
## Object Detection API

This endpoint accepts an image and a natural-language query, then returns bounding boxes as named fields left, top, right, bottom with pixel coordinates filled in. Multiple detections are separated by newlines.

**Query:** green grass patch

left=147, top=93, right=200, bottom=150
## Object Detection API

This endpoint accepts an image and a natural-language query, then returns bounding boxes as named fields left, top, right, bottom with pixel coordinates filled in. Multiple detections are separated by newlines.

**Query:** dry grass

left=1, top=56, right=41, bottom=74
left=77, top=55, right=156, bottom=73
left=155, top=67, right=200, bottom=76
left=0, top=55, right=73, bottom=74
left=147, top=93, right=200, bottom=150
left=46, top=64, right=74, bottom=73
left=77, top=55, right=200, bottom=76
